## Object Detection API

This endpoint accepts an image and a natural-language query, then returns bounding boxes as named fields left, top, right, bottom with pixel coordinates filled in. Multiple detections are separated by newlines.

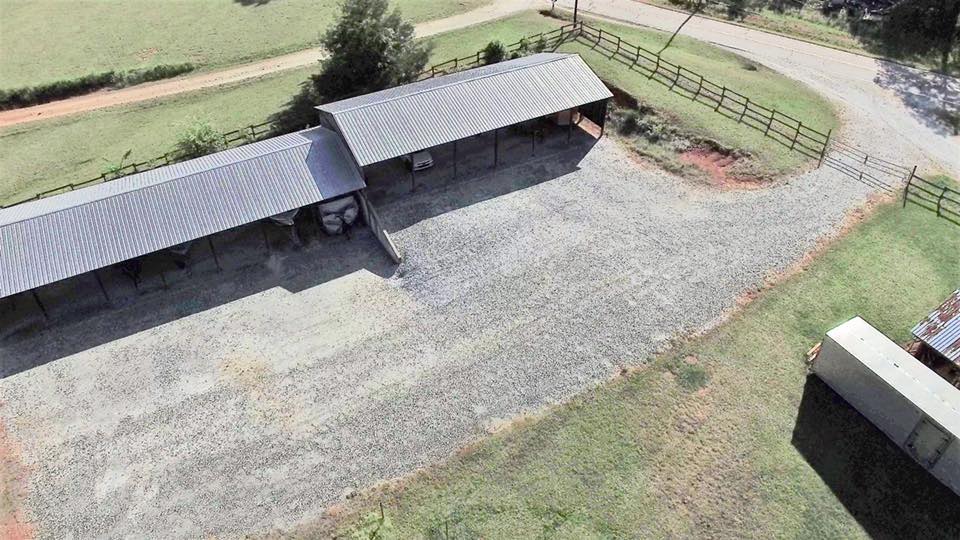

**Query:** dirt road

left=0, top=0, right=539, bottom=129
left=558, top=0, right=959, bottom=172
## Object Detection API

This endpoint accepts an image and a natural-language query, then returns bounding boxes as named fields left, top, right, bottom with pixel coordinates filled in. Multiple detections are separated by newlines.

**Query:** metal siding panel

left=913, top=289, right=960, bottom=363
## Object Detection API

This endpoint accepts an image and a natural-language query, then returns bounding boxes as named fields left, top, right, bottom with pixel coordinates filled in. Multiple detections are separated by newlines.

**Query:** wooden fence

left=1, top=121, right=274, bottom=209
left=573, top=22, right=832, bottom=160
left=903, top=171, right=960, bottom=224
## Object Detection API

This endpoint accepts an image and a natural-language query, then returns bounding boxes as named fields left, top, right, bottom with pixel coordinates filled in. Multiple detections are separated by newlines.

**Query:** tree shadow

left=268, top=78, right=322, bottom=136
left=792, top=375, right=960, bottom=539
left=234, top=0, right=273, bottom=6
left=873, top=61, right=960, bottom=136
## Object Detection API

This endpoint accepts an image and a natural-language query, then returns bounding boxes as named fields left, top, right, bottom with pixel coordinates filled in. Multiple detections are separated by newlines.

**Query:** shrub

left=482, top=40, right=507, bottom=65
left=618, top=110, right=641, bottom=135
left=0, top=63, right=194, bottom=110
left=174, top=119, right=226, bottom=160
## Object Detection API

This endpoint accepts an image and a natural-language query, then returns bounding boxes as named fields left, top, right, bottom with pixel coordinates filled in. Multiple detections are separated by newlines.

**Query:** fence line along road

left=3, top=21, right=956, bottom=227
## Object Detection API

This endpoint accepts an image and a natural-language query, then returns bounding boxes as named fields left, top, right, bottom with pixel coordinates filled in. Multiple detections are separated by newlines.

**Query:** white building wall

left=813, top=318, right=960, bottom=497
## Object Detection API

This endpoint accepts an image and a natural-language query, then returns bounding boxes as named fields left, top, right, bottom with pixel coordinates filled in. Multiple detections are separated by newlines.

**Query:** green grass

left=555, top=17, right=838, bottom=178
left=322, top=196, right=960, bottom=539
left=0, top=12, right=839, bottom=205
left=0, top=0, right=491, bottom=89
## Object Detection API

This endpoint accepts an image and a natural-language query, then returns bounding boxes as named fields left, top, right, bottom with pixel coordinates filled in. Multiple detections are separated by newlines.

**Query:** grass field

left=553, top=17, right=838, bottom=178
left=323, top=194, right=960, bottom=539
left=0, top=0, right=490, bottom=89
left=0, top=12, right=838, bottom=205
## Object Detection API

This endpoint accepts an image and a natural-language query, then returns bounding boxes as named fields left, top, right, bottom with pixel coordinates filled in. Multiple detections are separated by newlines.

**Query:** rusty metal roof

left=913, top=289, right=960, bottom=364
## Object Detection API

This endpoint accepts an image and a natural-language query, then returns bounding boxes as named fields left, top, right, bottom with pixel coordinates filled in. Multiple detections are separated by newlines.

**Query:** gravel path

left=1, top=131, right=883, bottom=537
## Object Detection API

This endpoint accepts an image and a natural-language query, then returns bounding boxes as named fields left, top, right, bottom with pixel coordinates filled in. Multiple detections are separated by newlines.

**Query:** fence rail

left=573, top=22, right=832, bottom=160
left=903, top=171, right=960, bottom=223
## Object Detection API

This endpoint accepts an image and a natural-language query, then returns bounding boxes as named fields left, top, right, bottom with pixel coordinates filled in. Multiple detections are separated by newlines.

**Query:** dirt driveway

left=0, top=0, right=539, bottom=128
left=0, top=126, right=886, bottom=537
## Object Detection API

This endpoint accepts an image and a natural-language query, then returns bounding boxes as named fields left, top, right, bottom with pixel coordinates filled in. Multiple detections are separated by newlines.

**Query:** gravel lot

left=0, top=123, right=887, bottom=537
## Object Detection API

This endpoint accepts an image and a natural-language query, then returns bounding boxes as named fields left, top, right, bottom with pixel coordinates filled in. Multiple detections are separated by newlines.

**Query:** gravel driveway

left=1, top=131, right=883, bottom=537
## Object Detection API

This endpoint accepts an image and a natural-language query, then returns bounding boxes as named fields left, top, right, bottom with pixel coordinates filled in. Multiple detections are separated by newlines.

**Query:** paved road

left=558, top=0, right=959, bottom=173
left=0, top=0, right=539, bottom=128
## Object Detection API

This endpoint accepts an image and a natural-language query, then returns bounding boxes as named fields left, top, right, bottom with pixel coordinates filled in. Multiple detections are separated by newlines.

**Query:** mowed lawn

left=0, top=0, right=490, bottom=89
left=0, top=12, right=837, bottom=205
left=554, top=17, right=838, bottom=177
left=320, top=198, right=960, bottom=539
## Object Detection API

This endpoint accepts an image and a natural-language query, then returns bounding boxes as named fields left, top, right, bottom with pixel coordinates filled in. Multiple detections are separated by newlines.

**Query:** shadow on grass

left=792, top=375, right=960, bottom=539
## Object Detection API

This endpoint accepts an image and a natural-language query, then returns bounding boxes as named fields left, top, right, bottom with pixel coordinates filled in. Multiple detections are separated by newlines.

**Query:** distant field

left=326, top=190, right=960, bottom=539
left=0, top=0, right=490, bottom=89
left=0, top=12, right=839, bottom=205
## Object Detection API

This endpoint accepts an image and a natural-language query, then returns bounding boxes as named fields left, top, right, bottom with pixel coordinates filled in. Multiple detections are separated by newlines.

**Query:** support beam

left=409, top=154, right=416, bottom=191
left=531, top=129, right=536, bottom=156
left=208, top=236, right=222, bottom=271
left=31, top=289, right=48, bottom=320
left=453, top=140, right=458, bottom=180
left=159, top=267, right=169, bottom=289
left=493, top=128, right=499, bottom=167
left=93, top=270, right=110, bottom=304
left=261, top=221, right=271, bottom=253
left=568, top=109, right=574, bottom=143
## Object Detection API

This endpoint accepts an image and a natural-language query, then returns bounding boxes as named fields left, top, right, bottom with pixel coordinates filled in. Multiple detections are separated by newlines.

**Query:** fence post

left=649, top=56, right=660, bottom=79
left=715, top=87, right=726, bottom=111
left=692, top=75, right=703, bottom=101
left=817, top=128, right=832, bottom=168
left=790, top=123, right=800, bottom=150
left=249, top=125, right=257, bottom=140
left=764, top=110, right=775, bottom=135
left=597, top=28, right=603, bottom=46
left=902, top=165, right=917, bottom=208
left=738, top=97, right=750, bottom=123
left=616, top=35, right=621, bottom=55
left=936, top=185, right=947, bottom=217
left=669, top=67, right=681, bottom=91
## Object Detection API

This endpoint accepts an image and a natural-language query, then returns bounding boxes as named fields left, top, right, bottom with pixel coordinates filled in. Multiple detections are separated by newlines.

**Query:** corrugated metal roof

left=913, top=289, right=960, bottom=364
left=0, top=127, right=365, bottom=298
left=317, top=53, right=612, bottom=167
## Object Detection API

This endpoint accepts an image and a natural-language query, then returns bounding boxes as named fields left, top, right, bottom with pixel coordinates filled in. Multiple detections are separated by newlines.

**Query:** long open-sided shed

left=316, top=52, right=613, bottom=169
left=0, top=127, right=365, bottom=301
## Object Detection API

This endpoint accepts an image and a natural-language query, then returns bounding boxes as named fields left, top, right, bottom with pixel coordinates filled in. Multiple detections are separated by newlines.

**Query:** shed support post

left=453, top=140, right=458, bottom=180
left=531, top=129, right=536, bottom=156
left=261, top=221, right=271, bottom=253
left=599, top=100, right=609, bottom=138
left=568, top=109, right=574, bottom=143
left=31, top=289, right=48, bottom=320
left=409, top=154, right=416, bottom=191
left=208, top=236, right=222, bottom=271
left=93, top=270, right=110, bottom=304
left=493, top=128, right=499, bottom=167
left=159, top=268, right=169, bottom=289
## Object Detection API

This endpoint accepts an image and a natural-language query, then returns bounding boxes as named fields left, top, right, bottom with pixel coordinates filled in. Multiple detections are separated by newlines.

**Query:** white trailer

left=813, top=316, right=960, bottom=496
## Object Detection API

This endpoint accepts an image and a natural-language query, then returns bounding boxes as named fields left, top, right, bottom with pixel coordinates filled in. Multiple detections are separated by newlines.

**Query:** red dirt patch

left=679, top=148, right=761, bottom=189
left=0, top=414, right=34, bottom=540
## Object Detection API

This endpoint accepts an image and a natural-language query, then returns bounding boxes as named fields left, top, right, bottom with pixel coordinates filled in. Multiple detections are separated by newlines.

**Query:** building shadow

left=367, top=126, right=599, bottom=232
left=792, top=375, right=960, bottom=539
left=0, top=218, right=396, bottom=379
left=874, top=61, right=960, bottom=136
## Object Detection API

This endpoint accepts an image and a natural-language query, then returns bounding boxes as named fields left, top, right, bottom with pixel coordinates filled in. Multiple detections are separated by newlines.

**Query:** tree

left=312, top=0, right=431, bottom=102
left=175, top=119, right=225, bottom=160
left=482, top=41, right=507, bottom=65
left=879, top=0, right=960, bottom=72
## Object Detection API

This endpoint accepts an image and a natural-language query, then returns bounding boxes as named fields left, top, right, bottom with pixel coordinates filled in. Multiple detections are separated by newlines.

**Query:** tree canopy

left=269, top=0, right=431, bottom=133
left=313, top=0, right=431, bottom=102
left=878, top=0, right=959, bottom=72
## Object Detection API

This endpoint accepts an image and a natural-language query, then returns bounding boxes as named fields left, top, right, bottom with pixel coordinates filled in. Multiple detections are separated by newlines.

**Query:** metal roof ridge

left=322, top=53, right=574, bottom=115
left=0, top=130, right=319, bottom=228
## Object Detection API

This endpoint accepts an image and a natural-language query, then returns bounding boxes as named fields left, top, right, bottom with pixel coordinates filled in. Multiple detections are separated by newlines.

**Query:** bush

left=174, top=119, right=226, bottom=160
left=0, top=63, right=194, bottom=110
left=618, top=110, right=641, bottom=135
left=482, top=40, right=507, bottom=65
